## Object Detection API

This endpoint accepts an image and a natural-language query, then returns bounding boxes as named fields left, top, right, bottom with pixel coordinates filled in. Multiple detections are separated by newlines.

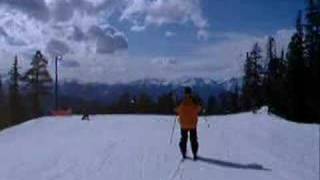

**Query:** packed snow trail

left=0, top=112, right=319, bottom=180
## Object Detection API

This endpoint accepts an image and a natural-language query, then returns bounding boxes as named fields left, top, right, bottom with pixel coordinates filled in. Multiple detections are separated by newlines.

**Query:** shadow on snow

left=194, top=156, right=271, bottom=171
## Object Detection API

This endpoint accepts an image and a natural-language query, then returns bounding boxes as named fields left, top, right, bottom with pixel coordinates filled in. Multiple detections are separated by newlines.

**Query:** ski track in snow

left=0, top=112, right=319, bottom=180
left=169, top=159, right=184, bottom=180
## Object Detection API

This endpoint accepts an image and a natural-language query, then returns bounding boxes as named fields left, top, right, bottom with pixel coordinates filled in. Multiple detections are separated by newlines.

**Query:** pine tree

left=0, top=74, right=11, bottom=129
left=305, top=0, right=320, bottom=65
left=0, top=74, right=3, bottom=105
left=0, top=74, right=3, bottom=110
left=115, top=92, right=132, bottom=113
left=265, top=37, right=289, bottom=114
left=230, top=84, right=240, bottom=113
left=265, top=37, right=278, bottom=109
left=266, top=37, right=277, bottom=66
left=243, top=52, right=253, bottom=110
left=242, top=43, right=264, bottom=111
left=136, top=92, right=155, bottom=113
left=8, top=56, right=25, bottom=125
left=22, top=51, right=53, bottom=117
left=0, top=74, right=5, bottom=129
left=287, top=11, right=308, bottom=120
left=218, top=92, right=231, bottom=114
left=267, top=46, right=289, bottom=116
left=207, top=95, right=217, bottom=114
left=157, top=92, right=176, bottom=114
left=304, top=0, right=320, bottom=119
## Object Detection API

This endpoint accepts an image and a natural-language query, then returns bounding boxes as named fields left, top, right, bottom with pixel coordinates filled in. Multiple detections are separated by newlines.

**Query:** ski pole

left=169, top=116, right=177, bottom=144
left=205, top=115, right=210, bottom=128
left=169, top=91, right=178, bottom=144
left=203, top=109, right=210, bottom=128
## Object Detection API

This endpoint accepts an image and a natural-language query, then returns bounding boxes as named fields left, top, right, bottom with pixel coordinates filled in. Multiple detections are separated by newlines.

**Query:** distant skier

left=81, top=107, right=90, bottom=120
left=175, top=87, right=202, bottom=160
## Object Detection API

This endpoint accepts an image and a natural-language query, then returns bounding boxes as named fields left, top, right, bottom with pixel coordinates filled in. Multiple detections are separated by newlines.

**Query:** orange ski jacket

left=176, top=97, right=201, bottom=129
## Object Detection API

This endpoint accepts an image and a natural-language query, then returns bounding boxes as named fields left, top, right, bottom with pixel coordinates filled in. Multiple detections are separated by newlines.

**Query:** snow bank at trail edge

left=0, top=111, right=319, bottom=180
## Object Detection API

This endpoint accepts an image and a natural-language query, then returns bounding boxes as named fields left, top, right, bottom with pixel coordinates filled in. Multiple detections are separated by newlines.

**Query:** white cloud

left=0, top=0, right=295, bottom=84
left=130, top=24, right=146, bottom=32
left=0, top=0, right=128, bottom=54
left=46, top=39, right=70, bottom=56
left=197, top=29, right=210, bottom=40
left=121, top=0, right=209, bottom=39
left=165, top=31, right=175, bottom=37
left=0, top=0, right=208, bottom=69
left=0, top=0, right=50, bottom=21
left=272, top=29, right=295, bottom=51
left=0, top=0, right=129, bottom=77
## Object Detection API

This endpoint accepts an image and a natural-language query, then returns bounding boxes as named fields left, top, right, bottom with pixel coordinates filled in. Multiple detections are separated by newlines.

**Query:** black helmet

left=184, top=87, right=192, bottom=95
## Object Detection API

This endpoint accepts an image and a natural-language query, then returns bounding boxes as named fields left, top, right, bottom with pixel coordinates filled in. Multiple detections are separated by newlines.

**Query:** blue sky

left=0, top=0, right=306, bottom=83
left=125, top=0, right=303, bottom=57
left=203, top=0, right=302, bottom=33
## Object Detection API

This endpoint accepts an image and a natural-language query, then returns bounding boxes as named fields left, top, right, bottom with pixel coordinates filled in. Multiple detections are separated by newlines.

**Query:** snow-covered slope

left=0, top=112, right=319, bottom=180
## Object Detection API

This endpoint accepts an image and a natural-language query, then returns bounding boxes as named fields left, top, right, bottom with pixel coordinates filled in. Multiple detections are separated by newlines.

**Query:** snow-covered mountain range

left=60, top=77, right=243, bottom=104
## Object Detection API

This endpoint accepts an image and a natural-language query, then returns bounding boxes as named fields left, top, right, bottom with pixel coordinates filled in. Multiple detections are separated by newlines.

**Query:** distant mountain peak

left=129, top=77, right=218, bottom=87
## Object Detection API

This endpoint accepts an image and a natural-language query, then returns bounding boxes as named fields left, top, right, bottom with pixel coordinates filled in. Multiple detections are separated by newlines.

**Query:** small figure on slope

left=81, top=107, right=90, bottom=121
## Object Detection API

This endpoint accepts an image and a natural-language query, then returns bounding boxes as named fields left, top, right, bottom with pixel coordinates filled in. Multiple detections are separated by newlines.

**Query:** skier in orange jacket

left=175, top=87, right=202, bottom=160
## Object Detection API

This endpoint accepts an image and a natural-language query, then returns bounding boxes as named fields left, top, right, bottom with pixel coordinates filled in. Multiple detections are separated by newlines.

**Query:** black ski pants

left=179, top=128, right=198, bottom=157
